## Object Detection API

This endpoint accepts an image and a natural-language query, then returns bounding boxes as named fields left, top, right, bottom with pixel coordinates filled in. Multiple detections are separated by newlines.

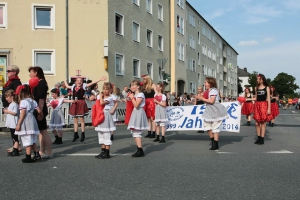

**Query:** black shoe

left=95, top=149, right=105, bottom=159
left=56, top=137, right=63, bottom=144
left=209, top=140, right=219, bottom=150
left=110, top=135, right=114, bottom=141
left=257, top=137, right=264, bottom=145
left=153, top=135, right=160, bottom=142
left=33, top=152, right=42, bottom=161
left=145, top=131, right=151, bottom=138
left=100, top=150, right=111, bottom=159
left=80, top=132, right=85, bottom=142
left=150, top=132, right=156, bottom=138
left=254, top=136, right=261, bottom=144
left=72, top=132, right=79, bottom=142
left=271, top=123, right=274, bottom=127
left=197, top=130, right=204, bottom=133
left=52, top=135, right=59, bottom=144
left=247, top=121, right=250, bottom=126
left=268, top=121, right=271, bottom=127
left=7, top=148, right=19, bottom=157
left=159, top=137, right=166, bottom=143
left=22, top=154, right=35, bottom=163
left=132, top=148, right=144, bottom=157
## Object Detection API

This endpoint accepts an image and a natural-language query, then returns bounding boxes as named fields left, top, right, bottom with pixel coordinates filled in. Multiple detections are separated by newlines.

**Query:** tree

left=248, top=71, right=258, bottom=94
left=237, top=78, right=243, bottom=95
left=271, top=72, right=299, bottom=97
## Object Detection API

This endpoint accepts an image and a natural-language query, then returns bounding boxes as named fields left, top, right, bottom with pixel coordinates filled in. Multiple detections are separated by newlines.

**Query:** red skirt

left=271, top=102, right=279, bottom=118
left=144, top=98, right=155, bottom=119
left=125, top=100, right=134, bottom=125
left=69, top=100, right=89, bottom=117
left=253, top=101, right=273, bottom=122
left=241, top=101, right=254, bottom=115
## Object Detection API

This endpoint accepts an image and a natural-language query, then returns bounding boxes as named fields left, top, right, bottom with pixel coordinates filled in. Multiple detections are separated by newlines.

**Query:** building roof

left=186, top=1, right=239, bottom=55
left=238, top=67, right=249, bottom=77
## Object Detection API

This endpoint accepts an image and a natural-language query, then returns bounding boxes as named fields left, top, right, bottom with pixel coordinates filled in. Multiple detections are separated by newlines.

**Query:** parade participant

left=64, top=76, right=106, bottom=142
left=95, top=82, right=116, bottom=159
left=4, top=90, right=19, bottom=156
left=128, top=80, right=149, bottom=157
left=153, top=82, right=167, bottom=143
left=281, top=95, right=287, bottom=110
left=14, top=85, right=42, bottom=163
left=195, top=86, right=205, bottom=133
left=29, top=66, right=52, bottom=159
left=269, top=86, right=279, bottom=127
left=48, top=88, right=74, bottom=144
left=142, top=74, right=157, bottom=138
left=110, top=84, right=119, bottom=141
left=198, top=77, right=228, bottom=150
left=252, top=74, right=272, bottom=145
left=124, top=84, right=133, bottom=125
left=241, top=88, right=254, bottom=126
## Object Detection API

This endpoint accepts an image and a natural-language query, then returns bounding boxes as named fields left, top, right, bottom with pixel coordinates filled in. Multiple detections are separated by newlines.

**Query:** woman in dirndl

left=241, top=88, right=254, bottom=126
left=269, top=86, right=279, bottom=127
left=64, top=76, right=106, bottom=142
left=252, top=74, right=273, bottom=145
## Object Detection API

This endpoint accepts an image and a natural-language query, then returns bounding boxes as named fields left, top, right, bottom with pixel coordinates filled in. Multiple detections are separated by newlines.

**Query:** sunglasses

left=6, top=70, right=14, bottom=73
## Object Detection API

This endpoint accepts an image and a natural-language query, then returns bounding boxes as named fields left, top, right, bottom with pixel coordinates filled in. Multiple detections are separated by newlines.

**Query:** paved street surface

left=1, top=108, right=300, bottom=199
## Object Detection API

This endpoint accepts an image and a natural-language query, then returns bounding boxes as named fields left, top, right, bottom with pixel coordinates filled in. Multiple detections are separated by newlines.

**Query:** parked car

left=292, top=98, right=299, bottom=105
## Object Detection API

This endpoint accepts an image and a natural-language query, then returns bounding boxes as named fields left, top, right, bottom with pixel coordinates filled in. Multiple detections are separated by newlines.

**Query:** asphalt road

left=1, top=108, right=300, bottom=200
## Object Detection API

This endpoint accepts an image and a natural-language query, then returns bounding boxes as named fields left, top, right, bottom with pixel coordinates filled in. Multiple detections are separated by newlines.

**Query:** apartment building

left=0, top=0, right=170, bottom=92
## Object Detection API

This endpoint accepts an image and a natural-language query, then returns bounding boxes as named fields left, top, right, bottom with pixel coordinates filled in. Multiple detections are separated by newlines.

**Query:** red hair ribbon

left=140, top=82, right=144, bottom=86
left=271, top=86, right=275, bottom=90
left=111, top=83, right=115, bottom=88
left=15, top=85, right=25, bottom=95
left=257, top=75, right=261, bottom=78
left=56, top=90, right=60, bottom=94
left=244, top=87, right=249, bottom=91
left=141, top=74, right=148, bottom=78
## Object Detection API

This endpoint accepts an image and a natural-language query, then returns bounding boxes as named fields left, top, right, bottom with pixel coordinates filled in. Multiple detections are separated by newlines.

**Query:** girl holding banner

left=241, top=88, right=254, bottom=126
left=198, top=77, right=228, bottom=150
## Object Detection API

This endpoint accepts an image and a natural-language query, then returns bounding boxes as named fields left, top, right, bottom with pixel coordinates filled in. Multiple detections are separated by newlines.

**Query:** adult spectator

left=60, top=81, right=69, bottom=97
left=29, top=66, right=52, bottom=159
left=2, top=65, right=22, bottom=108
left=122, top=86, right=128, bottom=98
left=169, top=92, right=176, bottom=106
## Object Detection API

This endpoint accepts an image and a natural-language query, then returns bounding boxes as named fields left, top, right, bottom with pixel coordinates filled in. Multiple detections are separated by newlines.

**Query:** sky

left=188, top=0, right=300, bottom=87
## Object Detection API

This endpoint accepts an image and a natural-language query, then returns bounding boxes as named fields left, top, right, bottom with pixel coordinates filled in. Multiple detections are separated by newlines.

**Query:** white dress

left=127, top=93, right=149, bottom=130
left=95, top=95, right=116, bottom=132
left=49, top=98, right=65, bottom=129
left=5, top=102, right=18, bottom=129
left=154, top=94, right=168, bottom=122
left=110, top=94, right=118, bottom=122
left=14, top=98, right=40, bottom=135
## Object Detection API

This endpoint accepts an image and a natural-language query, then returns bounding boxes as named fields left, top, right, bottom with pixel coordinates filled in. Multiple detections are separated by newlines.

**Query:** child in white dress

left=153, top=83, right=168, bottom=143
left=4, top=89, right=20, bottom=156
left=48, top=88, right=74, bottom=144
left=95, top=82, right=116, bottom=159
left=14, top=85, right=42, bottom=163
left=109, top=84, right=118, bottom=141
left=128, top=80, right=149, bottom=157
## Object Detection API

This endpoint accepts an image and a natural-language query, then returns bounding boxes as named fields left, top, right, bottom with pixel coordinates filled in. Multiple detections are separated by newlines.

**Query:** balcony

left=223, top=51, right=226, bottom=58
left=223, top=66, right=227, bottom=72
left=223, top=81, right=227, bottom=87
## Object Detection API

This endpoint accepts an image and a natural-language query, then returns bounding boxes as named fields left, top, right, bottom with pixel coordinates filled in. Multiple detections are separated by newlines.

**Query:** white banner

left=166, top=102, right=241, bottom=132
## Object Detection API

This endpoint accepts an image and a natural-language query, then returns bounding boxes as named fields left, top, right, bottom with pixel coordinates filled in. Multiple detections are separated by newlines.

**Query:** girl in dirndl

left=142, top=74, right=157, bottom=138
left=153, top=82, right=167, bottom=143
left=94, top=82, right=116, bottom=159
left=198, top=77, right=228, bottom=150
left=109, top=84, right=119, bottom=141
left=269, top=86, right=279, bottom=127
left=14, top=85, right=42, bottom=163
left=241, top=88, right=254, bottom=126
left=64, top=76, right=106, bottom=143
left=48, top=88, right=74, bottom=144
left=252, top=74, right=272, bottom=145
left=128, top=80, right=149, bottom=157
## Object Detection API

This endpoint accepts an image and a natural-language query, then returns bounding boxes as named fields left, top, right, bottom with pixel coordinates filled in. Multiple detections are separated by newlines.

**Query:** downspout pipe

left=66, top=0, right=69, bottom=81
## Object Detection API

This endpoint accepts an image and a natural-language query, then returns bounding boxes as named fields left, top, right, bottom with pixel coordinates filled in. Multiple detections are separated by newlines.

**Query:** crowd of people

left=2, top=65, right=285, bottom=163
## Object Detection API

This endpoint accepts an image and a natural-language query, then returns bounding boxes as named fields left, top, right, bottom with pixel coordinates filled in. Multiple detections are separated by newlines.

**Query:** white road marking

left=58, top=153, right=131, bottom=156
left=265, top=149, right=293, bottom=154
left=216, top=152, right=236, bottom=154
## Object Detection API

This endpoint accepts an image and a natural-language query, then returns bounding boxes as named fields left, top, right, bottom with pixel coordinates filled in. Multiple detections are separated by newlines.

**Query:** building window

left=198, top=31, right=200, bottom=44
left=202, top=25, right=206, bottom=36
left=190, top=59, right=196, bottom=72
left=115, top=53, right=124, bottom=76
left=33, top=50, right=55, bottom=74
left=198, top=52, right=200, bottom=65
left=189, top=35, right=195, bottom=49
left=0, top=3, right=7, bottom=28
left=180, top=17, right=184, bottom=35
left=181, top=44, right=184, bottom=61
left=132, top=22, right=140, bottom=42
left=146, top=29, right=153, bottom=47
left=132, top=0, right=139, bottom=6
left=158, top=66, right=162, bottom=80
left=177, top=0, right=184, bottom=9
left=189, top=12, right=195, bottom=27
left=115, top=13, right=124, bottom=35
left=33, top=5, right=55, bottom=29
left=133, top=59, right=140, bottom=78
left=190, top=82, right=196, bottom=93
left=158, top=4, right=163, bottom=21
left=158, top=35, right=163, bottom=51
left=146, top=0, right=152, bottom=14
left=147, top=62, right=153, bottom=77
